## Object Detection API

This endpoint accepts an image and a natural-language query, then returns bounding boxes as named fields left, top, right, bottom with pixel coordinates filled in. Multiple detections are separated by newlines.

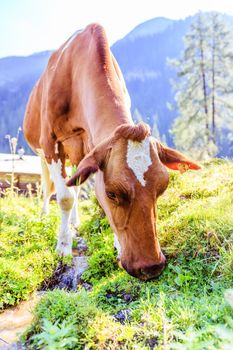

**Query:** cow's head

left=67, top=122, right=200, bottom=280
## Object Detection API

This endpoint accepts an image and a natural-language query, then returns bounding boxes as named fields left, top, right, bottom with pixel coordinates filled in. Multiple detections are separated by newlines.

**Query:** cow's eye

left=106, top=191, right=117, bottom=200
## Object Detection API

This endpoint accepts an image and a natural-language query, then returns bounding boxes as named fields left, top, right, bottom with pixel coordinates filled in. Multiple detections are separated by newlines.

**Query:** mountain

left=0, top=51, right=52, bottom=86
left=0, top=14, right=232, bottom=154
left=126, top=17, right=174, bottom=40
left=0, top=51, right=52, bottom=153
left=112, top=16, right=193, bottom=145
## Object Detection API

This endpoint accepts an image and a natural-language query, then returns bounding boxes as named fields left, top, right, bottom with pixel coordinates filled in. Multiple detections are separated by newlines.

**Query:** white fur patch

left=48, top=159, right=66, bottom=193
left=114, top=233, right=121, bottom=259
left=126, top=138, right=152, bottom=186
left=48, top=159, right=75, bottom=256
left=70, top=186, right=80, bottom=228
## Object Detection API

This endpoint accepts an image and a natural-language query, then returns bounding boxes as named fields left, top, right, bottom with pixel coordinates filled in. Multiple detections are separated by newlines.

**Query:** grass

left=0, top=195, right=59, bottom=308
left=1, top=159, right=233, bottom=349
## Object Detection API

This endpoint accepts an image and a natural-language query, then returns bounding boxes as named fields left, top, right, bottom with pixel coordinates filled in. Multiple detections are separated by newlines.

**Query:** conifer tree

left=170, top=12, right=233, bottom=159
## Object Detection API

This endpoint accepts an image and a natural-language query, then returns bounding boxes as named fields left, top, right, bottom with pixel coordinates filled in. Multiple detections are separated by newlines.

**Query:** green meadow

left=0, top=159, right=232, bottom=349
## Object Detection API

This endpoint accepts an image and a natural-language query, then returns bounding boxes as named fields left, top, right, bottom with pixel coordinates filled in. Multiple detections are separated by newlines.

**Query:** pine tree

left=170, top=12, right=233, bottom=159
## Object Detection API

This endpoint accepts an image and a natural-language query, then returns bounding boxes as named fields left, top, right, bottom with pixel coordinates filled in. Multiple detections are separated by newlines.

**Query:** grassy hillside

left=0, top=159, right=233, bottom=349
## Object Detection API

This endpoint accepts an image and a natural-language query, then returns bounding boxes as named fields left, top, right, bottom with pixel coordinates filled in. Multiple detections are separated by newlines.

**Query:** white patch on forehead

left=126, top=137, right=152, bottom=186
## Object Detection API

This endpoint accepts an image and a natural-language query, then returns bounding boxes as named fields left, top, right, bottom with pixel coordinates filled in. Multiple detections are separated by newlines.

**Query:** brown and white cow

left=23, top=24, right=200, bottom=280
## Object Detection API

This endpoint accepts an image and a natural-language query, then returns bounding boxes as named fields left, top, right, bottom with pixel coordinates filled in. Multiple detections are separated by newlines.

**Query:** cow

left=23, top=23, right=200, bottom=281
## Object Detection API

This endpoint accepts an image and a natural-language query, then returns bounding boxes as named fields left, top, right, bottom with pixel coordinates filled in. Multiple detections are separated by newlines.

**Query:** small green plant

left=31, top=319, right=78, bottom=350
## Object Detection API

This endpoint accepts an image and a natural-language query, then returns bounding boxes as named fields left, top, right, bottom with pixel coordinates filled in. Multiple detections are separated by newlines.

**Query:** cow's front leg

left=70, top=186, right=80, bottom=228
left=40, top=156, right=55, bottom=214
left=48, top=158, right=74, bottom=256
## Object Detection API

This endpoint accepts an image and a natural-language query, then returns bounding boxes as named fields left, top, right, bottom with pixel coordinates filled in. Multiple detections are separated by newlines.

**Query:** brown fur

left=114, top=122, right=151, bottom=142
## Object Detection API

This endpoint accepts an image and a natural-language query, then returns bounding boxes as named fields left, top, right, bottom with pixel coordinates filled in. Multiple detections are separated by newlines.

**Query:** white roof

left=0, top=153, right=41, bottom=175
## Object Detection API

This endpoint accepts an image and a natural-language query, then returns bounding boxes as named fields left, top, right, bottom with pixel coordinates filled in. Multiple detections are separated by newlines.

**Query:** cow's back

left=24, top=23, right=130, bottom=164
left=24, top=24, right=111, bottom=154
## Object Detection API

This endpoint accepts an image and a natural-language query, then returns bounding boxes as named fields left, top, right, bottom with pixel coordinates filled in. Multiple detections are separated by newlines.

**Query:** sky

left=1, top=0, right=233, bottom=58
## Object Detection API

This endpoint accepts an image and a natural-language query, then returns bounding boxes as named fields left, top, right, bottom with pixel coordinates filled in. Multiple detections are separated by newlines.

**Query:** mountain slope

left=0, top=51, right=51, bottom=86
left=126, top=17, right=174, bottom=40
left=0, top=51, right=52, bottom=153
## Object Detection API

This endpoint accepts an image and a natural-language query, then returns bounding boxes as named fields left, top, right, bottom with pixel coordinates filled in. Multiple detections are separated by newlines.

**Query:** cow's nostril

left=140, top=255, right=166, bottom=280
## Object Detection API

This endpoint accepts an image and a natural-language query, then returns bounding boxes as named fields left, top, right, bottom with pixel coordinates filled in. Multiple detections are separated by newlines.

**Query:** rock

left=114, top=309, right=131, bottom=324
left=40, top=256, right=89, bottom=291
left=80, top=281, right=92, bottom=292
left=122, top=293, right=133, bottom=303
left=145, top=336, right=158, bottom=349
left=56, top=256, right=89, bottom=290
left=58, top=267, right=76, bottom=290
left=106, top=293, right=114, bottom=299
left=76, top=237, right=88, bottom=255
left=72, top=256, right=89, bottom=288
left=105, top=290, right=133, bottom=303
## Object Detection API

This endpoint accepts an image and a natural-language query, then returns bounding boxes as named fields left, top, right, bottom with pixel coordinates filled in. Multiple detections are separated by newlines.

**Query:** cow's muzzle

left=122, top=253, right=166, bottom=281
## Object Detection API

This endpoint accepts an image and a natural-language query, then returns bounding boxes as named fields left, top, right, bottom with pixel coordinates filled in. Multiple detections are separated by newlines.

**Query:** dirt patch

left=0, top=294, right=40, bottom=347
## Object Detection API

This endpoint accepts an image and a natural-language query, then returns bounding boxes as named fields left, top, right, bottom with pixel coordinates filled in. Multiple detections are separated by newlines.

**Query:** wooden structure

left=0, top=153, right=41, bottom=194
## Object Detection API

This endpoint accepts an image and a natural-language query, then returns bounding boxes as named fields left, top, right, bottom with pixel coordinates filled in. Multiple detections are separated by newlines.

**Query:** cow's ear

left=66, top=153, right=99, bottom=186
left=66, top=138, right=112, bottom=186
left=156, top=142, right=201, bottom=173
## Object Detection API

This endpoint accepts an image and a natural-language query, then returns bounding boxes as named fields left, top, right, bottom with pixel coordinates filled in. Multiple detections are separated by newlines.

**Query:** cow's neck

left=86, top=88, right=133, bottom=147
left=90, top=111, right=132, bottom=146
left=82, top=53, right=134, bottom=146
